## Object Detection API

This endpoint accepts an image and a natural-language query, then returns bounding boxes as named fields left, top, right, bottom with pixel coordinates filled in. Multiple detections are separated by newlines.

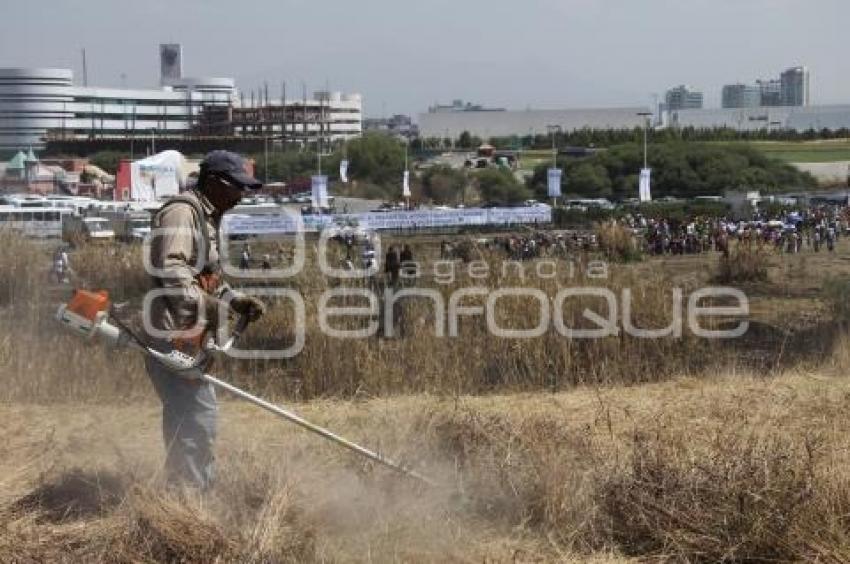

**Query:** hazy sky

left=1, top=0, right=845, bottom=117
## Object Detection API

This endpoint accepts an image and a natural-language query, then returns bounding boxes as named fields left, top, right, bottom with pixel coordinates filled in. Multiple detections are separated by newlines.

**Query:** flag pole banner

left=339, top=160, right=349, bottom=183
left=639, top=167, right=652, bottom=202
left=547, top=168, right=562, bottom=198
left=311, top=175, right=329, bottom=209
left=402, top=170, right=411, bottom=198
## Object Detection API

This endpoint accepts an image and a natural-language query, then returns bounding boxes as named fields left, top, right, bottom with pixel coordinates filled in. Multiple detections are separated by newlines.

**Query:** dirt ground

left=4, top=364, right=850, bottom=562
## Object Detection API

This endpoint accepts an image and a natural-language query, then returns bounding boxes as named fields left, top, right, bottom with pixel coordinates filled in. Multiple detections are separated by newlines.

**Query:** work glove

left=229, top=293, right=266, bottom=323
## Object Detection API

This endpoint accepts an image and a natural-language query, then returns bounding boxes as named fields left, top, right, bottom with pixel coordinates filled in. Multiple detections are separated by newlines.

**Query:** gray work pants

left=145, top=357, right=217, bottom=490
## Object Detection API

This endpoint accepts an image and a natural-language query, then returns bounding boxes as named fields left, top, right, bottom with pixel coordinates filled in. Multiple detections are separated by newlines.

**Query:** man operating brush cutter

left=57, top=150, right=435, bottom=491
left=145, top=150, right=266, bottom=490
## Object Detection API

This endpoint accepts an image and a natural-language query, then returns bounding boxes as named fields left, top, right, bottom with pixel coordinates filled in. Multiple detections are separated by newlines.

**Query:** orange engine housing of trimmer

left=65, top=289, right=111, bottom=322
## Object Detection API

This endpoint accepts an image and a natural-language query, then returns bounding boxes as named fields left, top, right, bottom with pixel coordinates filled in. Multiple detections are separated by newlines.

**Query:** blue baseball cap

left=200, top=150, right=262, bottom=190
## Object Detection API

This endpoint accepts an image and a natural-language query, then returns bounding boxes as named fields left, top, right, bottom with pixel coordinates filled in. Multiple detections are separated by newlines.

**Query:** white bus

left=0, top=194, right=52, bottom=208
left=44, top=195, right=98, bottom=214
left=0, top=206, right=75, bottom=238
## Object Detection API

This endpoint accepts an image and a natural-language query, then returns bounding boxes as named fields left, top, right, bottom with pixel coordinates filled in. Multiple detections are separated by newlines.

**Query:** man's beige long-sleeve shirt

left=146, top=190, right=227, bottom=343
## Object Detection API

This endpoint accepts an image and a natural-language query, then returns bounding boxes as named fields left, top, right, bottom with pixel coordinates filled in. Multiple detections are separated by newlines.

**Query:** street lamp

left=546, top=124, right=562, bottom=169
left=264, top=135, right=269, bottom=184
left=637, top=111, right=652, bottom=169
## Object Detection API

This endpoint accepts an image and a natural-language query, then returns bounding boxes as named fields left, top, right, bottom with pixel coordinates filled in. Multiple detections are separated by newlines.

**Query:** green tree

left=345, top=132, right=406, bottom=187
left=254, top=151, right=316, bottom=183
left=566, top=162, right=613, bottom=197
left=475, top=168, right=531, bottom=204
left=528, top=141, right=818, bottom=200
left=421, top=165, right=467, bottom=204
left=88, top=151, right=126, bottom=174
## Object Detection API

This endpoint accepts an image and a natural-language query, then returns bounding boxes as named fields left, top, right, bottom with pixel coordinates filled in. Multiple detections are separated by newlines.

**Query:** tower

left=159, top=44, right=183, bottom=84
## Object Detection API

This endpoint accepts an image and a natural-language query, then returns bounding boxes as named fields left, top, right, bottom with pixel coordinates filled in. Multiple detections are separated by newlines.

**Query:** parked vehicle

left=110, top=212, right=151, bottom=242
left=62, top=215, right=114, bottom=244
left=0, top=206, right=74, bottom=238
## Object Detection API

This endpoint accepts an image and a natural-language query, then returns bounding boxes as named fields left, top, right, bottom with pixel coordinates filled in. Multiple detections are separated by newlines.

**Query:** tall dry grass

left=0, top=231, right=741, bottom=403
left=1, top=465, right=314, bottom=562
left=595, top=221, right=642, bottom=262
left=715, top=243, right=772, bottom=283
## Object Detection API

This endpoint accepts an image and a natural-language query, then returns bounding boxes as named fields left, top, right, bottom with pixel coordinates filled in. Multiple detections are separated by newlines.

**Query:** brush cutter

left=56, top=289, right=435, bottom=487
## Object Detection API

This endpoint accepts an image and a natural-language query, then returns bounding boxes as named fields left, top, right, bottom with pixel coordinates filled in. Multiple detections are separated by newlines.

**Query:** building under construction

left=193, top=91, right=362, bottom=147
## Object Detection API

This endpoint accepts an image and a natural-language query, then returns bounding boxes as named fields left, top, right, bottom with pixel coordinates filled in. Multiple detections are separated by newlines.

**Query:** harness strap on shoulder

left=153, top=194, right=211, bottom=266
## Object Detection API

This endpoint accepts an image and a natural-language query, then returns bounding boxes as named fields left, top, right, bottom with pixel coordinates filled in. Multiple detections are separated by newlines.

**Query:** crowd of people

left=624, top=207, right=849, bottom=257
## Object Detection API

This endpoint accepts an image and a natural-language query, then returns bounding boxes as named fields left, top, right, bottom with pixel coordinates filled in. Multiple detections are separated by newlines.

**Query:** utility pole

left=302, top=81, right=307, bottom=145
left=317, top=89, right=323, bottom=176
left=318, top=90, right=324, bottom=174
left=548, top=126, right=559, bottom=168
left=130, top=104, right=136, bottom=160
left=637, top=111, right=653, bottom=201
left=281, top=80, right=286, bottom=150
left=637, top=111, right=652, bottom=169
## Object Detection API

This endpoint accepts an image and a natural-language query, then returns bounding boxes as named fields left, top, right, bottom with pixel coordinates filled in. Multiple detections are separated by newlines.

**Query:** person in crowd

left=385, top=245, right=400, bottom=286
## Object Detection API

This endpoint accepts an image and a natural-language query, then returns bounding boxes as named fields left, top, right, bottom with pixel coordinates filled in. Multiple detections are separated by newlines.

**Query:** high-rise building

left=780, top=66, right=810, bottom=106
left=756, top=79, right=782, bottom=106
left=717, top=66, right=810, bottom=110
left=664, top=85, right=703, bottom=110
left=722, top=84, right=762, bottom=108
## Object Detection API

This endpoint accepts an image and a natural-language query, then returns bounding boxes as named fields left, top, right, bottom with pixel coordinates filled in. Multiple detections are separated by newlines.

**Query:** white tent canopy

left=130, top=150, right=187, bottom=201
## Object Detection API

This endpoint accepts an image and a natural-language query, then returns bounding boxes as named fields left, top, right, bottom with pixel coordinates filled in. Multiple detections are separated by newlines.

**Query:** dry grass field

left=3, top=228, right=850, bottom=561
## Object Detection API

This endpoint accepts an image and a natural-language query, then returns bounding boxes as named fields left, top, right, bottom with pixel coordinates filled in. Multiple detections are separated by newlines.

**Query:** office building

left=721, top=66, right=810, bottom=110
left=0, top=67, right=235, bottom=153
left=664, top=85, right=703, bottom=110
left=722, top=84, right=762, bottom=109
left=781, top=66, right=810, bottom=107
left=0, top=45, right=362, bottom=153
left=757, top=79, right=782, bottom=106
